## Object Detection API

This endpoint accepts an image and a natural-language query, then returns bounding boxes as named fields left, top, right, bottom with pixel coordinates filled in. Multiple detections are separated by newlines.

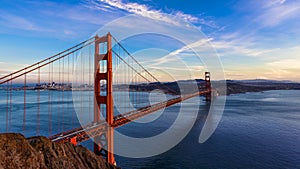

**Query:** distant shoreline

left=1, top=79, right=300, bottom=96
left=224, top=81, right=300, bottom=95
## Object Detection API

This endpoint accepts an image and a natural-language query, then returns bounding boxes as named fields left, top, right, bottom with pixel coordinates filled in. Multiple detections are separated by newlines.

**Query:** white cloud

left=0, top=12, right=45, bottom=31
left=89, top=0, right=176, bottom=24
left=173, top=11, right=199, bottom=23
left=264, top=46, right=300, bottom=69
left=264, top=0, right=286, bottom=8
left=150, top=38, right=213, bottom=66
left=0, top=62, right=28, bottom=77
left=277, top=0, right=286, bottom=5
left=207, top=30, right=281, bottom=57
left=86, top=0, right=217, bottom=27
left=222, top=45, right=300, bottom=81
left=253, top=0, right=300, bottom=27
left=0, top=2, right=98, bottom=37
left=212, top=40, right=279, bottom=57
left=267, top=59, right=300, bottom=69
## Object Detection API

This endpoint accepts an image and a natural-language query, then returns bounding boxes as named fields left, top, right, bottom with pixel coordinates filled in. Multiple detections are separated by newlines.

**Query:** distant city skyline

left=0, top=0, right=300, bottom=81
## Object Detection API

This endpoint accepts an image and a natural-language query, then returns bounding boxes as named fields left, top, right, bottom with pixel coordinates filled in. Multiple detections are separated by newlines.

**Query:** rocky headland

left=0, top=133, right=119, bottom=169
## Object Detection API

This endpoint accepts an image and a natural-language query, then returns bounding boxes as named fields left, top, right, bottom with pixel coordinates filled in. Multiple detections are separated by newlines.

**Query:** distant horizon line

left=1, top=78, right=299, bottom=86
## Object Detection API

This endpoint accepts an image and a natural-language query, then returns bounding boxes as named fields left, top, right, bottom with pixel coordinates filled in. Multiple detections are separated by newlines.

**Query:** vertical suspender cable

left=58, top=59, right=61, bottom=132
left=48, top=60, right=51, bottom=134
left=80, top=50, right=83, bottom=124
left=89, top=45, right=91, bottom=121
left=82, top=49, right=85, bottom=123
left=62, top=56, right=64, bottom=131
left=127, top=56, right=129, bottom=111
left=68, top=54, right=70, bottom=129
left=50, top=61, right=53, bottom=134
left=23, top=69, right=26, bottom=131
left=6, top=81, right=8, bottom=132
left=72, top=52, right=75, bottom=128
left=37, top=66, right=40, bottom=135
left=9, top=75, right=12, bottom=131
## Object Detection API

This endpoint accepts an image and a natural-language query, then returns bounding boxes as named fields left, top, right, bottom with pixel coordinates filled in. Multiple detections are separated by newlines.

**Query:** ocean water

left=0, top=89, right=82, bottom=136
left=112, top=90, right=300, bottom=169
left=0, top=90, right=299, bottom=168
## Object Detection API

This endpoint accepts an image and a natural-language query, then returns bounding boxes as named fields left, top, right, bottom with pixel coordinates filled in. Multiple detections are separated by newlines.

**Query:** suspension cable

left=111, top=35, right=178, bottom=95
left=111, top=49, right=178, bottom=95
left=0, top=38, right=96, bottom=85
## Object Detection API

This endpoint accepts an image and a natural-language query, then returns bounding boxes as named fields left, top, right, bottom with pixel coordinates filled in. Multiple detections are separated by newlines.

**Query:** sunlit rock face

left=0, top=133, right=119, bottom=169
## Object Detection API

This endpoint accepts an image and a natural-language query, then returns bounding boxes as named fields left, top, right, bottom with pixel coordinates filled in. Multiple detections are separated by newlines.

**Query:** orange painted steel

left=46, top=33, right=213, bottom=166
left=49, top=90, right=211, bottom=143
left=205, top=72, right=212, bottom=101
left=112, top=90, right=210, bottom=127
left=93, top=33, right=115, bottom=165
left=0, top=38, right=96, bottom=85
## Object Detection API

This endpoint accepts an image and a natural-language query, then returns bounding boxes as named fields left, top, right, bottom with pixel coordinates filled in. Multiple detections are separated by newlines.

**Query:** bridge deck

left=49, top=90, right=210, bottom=144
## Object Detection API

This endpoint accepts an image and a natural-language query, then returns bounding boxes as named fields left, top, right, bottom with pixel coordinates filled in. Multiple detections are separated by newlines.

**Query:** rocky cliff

left=0, top=133, right=119, bottom=169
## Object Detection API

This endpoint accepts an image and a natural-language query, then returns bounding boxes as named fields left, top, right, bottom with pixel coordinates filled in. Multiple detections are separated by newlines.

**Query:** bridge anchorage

left=0, top=32, right=212, bottom=166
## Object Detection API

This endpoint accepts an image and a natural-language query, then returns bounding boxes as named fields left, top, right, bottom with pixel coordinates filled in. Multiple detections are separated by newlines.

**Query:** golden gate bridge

left=0, top=33, right=212, bottom=165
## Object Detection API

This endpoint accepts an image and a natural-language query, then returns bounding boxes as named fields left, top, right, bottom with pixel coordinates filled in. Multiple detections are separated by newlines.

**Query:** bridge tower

left=205, top=72, right=211, bottom=101
left=94, top=33, right=115, bottom=165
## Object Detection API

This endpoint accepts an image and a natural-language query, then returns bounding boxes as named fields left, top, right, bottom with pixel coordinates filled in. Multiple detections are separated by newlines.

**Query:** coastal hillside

left=0, top=133, right=119, bottom=169
left=128, top=79, right=300, bottom=95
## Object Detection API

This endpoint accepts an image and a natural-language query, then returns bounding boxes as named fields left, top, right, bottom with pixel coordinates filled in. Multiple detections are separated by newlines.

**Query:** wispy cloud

left=86, top=0, right=217, bottom=28
left=0, top=62, right=28, bottom=75
left=267, top=59, right=300, bottom=69
left=225, top=0, right=300, bottom=45
left=0, top=0, right=119, bottom=39
left=150, top=38, right=213, bottom=66
left=222, top=44, right=300, bottom=81
left=87, top=0, right=176, bottom=24
left=173, top=11, right=199, bottom=23
left=264, top=45, right=300, bottom=69
left=263, top=0, right=286, bottom=8
left=211, top=39, right=279, bottom=57
left=0, top=12, right=47, bottom=32
left=256, top=1, right=300, bottom=27
left=174, top=11, right=218, bottom=28
left=153, top=31, right=278, bottom=59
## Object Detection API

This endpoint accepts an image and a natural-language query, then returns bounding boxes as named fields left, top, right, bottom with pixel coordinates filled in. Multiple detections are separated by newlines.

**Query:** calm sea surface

left=0, top=90, right=299, bottom=169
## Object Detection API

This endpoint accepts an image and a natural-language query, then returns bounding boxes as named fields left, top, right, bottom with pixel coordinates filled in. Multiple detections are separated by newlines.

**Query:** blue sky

left=0, top=0, right=300, bottom=81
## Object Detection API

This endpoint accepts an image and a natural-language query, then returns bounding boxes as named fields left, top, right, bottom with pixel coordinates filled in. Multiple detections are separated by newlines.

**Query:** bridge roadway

left=49, top=90, right=210, bottom=145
